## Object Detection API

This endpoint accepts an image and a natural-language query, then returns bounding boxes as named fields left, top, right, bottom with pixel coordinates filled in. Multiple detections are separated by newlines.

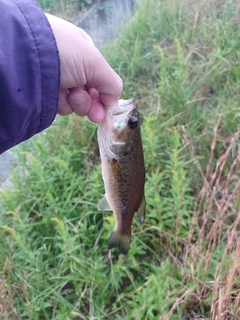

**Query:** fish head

left=104, top=98, right=140, bottom=141
left=98, top=98, right=141, bottom=159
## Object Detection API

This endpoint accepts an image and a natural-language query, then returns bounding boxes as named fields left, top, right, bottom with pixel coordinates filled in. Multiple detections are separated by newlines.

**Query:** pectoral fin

left=137, top=195, right=146, bottom=223
left=97, top=195, right=112, bottom=211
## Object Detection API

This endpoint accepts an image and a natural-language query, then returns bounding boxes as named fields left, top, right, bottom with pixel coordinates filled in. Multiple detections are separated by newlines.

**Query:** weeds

left=1, top=0, right=240, bottom=319
left=36, top=0, right=110, bottom=20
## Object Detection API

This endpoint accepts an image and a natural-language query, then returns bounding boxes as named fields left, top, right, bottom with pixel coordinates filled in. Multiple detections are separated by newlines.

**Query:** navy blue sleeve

left=0, top=0, right=60, bottom=154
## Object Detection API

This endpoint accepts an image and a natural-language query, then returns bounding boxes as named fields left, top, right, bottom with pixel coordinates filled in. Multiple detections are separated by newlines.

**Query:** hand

left=45, top=14, right=123, bottom=122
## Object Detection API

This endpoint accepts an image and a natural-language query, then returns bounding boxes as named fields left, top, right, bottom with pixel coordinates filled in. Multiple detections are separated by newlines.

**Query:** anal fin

left=137, top=195, right=146, bottom=224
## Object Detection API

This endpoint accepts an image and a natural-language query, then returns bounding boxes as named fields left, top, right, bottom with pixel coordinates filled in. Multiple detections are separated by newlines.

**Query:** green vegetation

left=36, top=0, right=107, bottom=19
left=1, top=0, right=240, bottom=318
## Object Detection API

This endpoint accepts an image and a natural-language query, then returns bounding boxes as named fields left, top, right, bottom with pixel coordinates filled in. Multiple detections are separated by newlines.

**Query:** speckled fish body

left=97, top=98, right=146, bottom=255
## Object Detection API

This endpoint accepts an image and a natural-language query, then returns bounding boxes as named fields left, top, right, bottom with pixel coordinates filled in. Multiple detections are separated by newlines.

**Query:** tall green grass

left=36, top=0, right=94, bottom=14
left=1, top=0, right=240, bottom=319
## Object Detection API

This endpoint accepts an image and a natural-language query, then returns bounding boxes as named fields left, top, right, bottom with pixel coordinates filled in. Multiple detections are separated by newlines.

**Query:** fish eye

left=128, top=116, right=138, bottom=129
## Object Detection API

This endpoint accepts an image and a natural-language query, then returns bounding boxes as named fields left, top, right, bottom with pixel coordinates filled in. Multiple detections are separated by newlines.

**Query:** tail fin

left=108, top=230, right=131, bottom=255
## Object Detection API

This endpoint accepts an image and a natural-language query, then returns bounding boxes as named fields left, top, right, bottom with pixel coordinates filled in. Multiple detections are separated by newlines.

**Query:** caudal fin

left=108, top=230, right=131, bottom=255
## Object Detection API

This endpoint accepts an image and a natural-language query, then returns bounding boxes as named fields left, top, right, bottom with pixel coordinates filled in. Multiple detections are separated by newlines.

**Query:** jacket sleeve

left=0, top=0, right=60, bottom=154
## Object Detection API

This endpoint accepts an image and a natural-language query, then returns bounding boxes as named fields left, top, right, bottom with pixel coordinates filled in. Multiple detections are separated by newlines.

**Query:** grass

left=36, top=0, right=93, bottom=13
left=36, top=0, right=109, bottom=20
left=1, top=0, right=240, bottom=318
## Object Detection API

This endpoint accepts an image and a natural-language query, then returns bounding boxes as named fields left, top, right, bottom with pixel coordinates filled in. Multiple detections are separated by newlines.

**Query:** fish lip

left=105, top=98, right=136, bottom=116
left=119, top=98, right=135, bottom=106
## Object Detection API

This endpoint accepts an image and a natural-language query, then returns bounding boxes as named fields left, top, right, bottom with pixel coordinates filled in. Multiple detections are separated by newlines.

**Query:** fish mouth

left=119, top=98, right=135, bottom=106
left=107, top=98, right=135, bottom=116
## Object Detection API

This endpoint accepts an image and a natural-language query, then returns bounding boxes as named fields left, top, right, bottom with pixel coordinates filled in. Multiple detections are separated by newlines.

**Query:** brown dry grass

left=0, top=253, right=19, bottom=320
left=182, top=114, right=240, bottom=319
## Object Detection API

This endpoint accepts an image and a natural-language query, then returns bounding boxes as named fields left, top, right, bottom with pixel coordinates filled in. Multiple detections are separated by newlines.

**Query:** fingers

left=57, top=87, right=106, bottom=122
left=87, top=88, right=106, bottom=122
left=67, top=87, right=106, bottom=121
left=68, top=87, right=92, bottom=117
left=57, top=88, right=73, bottom=115
left=87, top=99, right=106, bottom=122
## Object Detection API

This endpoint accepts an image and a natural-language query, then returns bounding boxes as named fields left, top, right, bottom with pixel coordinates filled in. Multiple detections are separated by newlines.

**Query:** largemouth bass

left=97, top=98, right=146, bottom=255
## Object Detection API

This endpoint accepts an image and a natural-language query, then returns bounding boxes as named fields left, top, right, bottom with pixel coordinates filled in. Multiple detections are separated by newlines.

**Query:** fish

left=97, top=98, right=146, bottom=255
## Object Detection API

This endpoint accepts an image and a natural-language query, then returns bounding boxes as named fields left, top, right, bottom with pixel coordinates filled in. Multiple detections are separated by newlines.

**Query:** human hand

left=45, top=14, right=123, bottom=122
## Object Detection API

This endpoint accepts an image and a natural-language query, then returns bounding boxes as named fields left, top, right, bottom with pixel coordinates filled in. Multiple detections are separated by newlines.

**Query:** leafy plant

left=1, top=0, right=240, bottom=319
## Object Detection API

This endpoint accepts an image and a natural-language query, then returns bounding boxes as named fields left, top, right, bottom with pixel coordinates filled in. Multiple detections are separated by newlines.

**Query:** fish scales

left=97, top=98, right=146, bottom=255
